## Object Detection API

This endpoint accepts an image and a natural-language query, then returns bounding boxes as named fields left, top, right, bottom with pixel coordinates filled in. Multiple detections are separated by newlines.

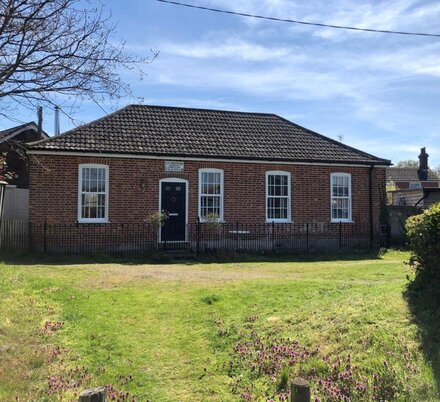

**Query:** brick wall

left=29, top=154, right=386, bottom=234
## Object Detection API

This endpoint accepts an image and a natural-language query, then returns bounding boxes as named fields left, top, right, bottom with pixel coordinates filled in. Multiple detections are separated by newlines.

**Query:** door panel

left=160, top=182, right=186, bottom=241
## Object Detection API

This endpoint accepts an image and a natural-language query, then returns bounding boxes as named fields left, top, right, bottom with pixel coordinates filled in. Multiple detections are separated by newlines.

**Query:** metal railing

left=4, top=220, right=385, bottom=256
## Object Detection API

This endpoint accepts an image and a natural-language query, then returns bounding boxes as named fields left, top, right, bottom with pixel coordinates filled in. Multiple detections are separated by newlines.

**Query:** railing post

left=272, top=221, right=275, bottom=253
left=386, top=222, right=391, bottom=248
left=291, top=378, right=310, bottom=402
left=28, top=221, right=32, bottom=252
left=236, top=221, right=239, bottom=251
left=306, top=223, right=309, bottom=253
left=43, top=220, right=47, bottom=254
left=163, top=222, right=167, bottom=253
left=339, top=220, right=342, bottom=252
left=79, top=387, right=106, bottom=402
left=196, top=217, right=201, bottom=256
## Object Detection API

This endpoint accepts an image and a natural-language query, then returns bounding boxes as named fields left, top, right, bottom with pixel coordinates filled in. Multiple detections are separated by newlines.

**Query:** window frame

left=265, top=170, right=291, bottom=223
left=330, top=172, right=352, bottom=223
left=198, top=168, right=224, bottom=222
left=77, top=163, right=109, bottom=223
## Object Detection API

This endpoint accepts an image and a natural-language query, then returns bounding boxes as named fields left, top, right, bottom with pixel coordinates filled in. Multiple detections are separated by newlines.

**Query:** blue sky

left=4, top=0, right=440, bottom=167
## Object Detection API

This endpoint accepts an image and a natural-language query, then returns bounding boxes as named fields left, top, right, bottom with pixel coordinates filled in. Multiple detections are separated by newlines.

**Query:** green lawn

left=0, top=251, right=438, bottom=401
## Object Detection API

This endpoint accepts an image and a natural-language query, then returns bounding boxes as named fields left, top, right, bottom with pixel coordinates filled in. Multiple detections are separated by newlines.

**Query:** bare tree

left=0, top=0, right=157, bottom=115
left=395, top=160, right=440, bottom=179
left=395, top=160, right=419, bottom=168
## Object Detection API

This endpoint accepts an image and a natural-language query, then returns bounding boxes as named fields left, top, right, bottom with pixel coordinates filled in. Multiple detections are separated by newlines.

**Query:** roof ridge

left=0, top=121, right=36, bottom=134
left=1, top=121, right=49, bottom=143
left=128, top=103, right=277, bottom=117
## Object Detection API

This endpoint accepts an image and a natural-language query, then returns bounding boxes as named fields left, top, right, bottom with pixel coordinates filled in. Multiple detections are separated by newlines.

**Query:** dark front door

left=160, top=181, right=187, bottom=242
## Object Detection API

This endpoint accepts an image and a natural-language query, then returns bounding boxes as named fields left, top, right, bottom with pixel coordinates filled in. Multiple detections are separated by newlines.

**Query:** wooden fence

left=3, top=187, right=29, bottom=220
left=0, top=219, right=29, bottom=251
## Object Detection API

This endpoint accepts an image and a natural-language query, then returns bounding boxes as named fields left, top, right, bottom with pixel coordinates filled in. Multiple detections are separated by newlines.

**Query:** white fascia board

left=27, top=150, right=389, bottom=168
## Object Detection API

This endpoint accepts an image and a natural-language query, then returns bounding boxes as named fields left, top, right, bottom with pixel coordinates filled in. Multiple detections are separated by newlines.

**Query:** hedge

left=405, top=202, right=440, bottom=279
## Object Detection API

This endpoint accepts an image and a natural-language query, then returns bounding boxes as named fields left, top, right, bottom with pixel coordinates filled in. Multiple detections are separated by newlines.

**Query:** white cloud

left=160, top=38, right=290, bottom=61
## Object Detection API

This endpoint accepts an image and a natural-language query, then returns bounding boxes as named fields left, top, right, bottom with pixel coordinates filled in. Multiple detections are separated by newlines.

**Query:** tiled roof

left=0, top=122, right=33, bottom=141
left=0, top=122, right=48, bottom=143
left=386, top=167, right=439, bottom=182
left=30, top=105, right=390, bottom=165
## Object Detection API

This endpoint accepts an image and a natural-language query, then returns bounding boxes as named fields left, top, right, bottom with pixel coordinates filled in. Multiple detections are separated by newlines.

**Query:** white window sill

left=331, top=220, right=354, bottom=223
left=199, top=219, right=225, bottom=224
left=265, top=220, right=292, bottom=224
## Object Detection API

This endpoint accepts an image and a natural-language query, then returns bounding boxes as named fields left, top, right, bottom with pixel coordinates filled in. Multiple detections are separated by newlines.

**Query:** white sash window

left=330, top=173, right=352, bottom=222
left=199, top=168, right=224, bottom=221
left=266, top=171, right=291, bottom=223
left=78, top=164, right=109, bottom=223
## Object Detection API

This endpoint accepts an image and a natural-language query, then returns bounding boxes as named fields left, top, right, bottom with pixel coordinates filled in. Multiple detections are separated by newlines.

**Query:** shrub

left=405, top=202, right=440, bottom=280
left=201, top=213, right=222, bottom=233
left=145, top=211, right=168, bottom=231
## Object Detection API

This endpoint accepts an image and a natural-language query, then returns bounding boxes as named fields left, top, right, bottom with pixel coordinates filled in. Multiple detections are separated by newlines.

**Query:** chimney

left=54, top=105, right=60, bottom=136
left=418, top=147, right=429, bottom=181
left=37, top=106, right=43, bottom=139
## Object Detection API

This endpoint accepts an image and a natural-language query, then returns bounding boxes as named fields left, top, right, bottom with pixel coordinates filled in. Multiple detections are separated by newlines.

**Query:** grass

left=0, top=250, right=438, bottom=401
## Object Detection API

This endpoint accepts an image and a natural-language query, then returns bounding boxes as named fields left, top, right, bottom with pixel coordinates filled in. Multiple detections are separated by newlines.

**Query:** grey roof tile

left=30, top=105, right=390, bottom=165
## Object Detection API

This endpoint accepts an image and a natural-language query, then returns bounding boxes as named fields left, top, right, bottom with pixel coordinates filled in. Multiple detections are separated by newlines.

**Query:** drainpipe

left=369, top=165, right=374, bottom=248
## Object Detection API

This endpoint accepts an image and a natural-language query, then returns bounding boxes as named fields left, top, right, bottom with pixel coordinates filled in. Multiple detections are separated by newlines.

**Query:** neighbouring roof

left=0, top=121, right=48, bottom=143
left=29, top=105, right=391, bottom=165
left=386, top=167, right=439, bottom=182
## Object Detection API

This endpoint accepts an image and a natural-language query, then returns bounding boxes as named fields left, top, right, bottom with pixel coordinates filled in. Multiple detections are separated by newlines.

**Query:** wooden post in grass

left=291, top=378, right=310, bottom=402
left=79, top=387, right=106, bottom=402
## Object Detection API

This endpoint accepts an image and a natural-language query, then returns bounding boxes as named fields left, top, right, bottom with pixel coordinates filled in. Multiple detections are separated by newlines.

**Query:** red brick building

left=386, top=148, right=440, bottom=191
left=27, top=105, right=390, bottom=252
